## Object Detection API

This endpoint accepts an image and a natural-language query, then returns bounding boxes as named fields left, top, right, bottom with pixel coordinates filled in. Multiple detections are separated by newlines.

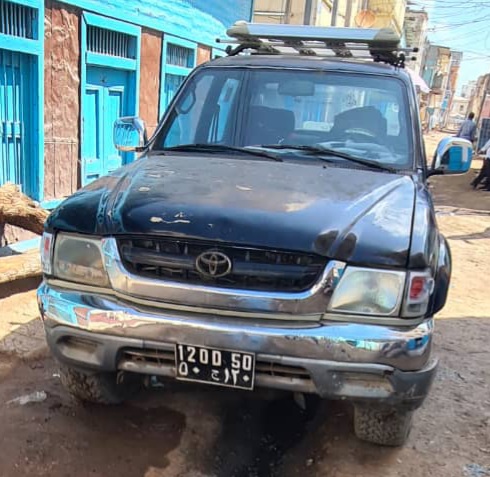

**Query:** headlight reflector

left=328, top=267, right=405, bottom=316
left=53, top=234, right=110, bottom=287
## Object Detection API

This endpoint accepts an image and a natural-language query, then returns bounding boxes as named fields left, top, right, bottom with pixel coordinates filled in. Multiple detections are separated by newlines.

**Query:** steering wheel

left=343, top=127, right=382, bottom=144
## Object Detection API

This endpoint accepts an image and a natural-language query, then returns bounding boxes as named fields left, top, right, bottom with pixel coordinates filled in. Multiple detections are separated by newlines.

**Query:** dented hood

left=47, top=154, right=416, bottom=267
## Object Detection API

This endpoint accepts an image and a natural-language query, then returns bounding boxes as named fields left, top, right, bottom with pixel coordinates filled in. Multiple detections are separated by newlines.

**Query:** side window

left=208, top=78, right=240, bottom=143
left=163, top=74, right=214, bottom=148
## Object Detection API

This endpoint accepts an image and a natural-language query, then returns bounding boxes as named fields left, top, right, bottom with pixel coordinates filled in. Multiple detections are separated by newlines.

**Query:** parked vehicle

left=38, top=23, right=473, bottom=446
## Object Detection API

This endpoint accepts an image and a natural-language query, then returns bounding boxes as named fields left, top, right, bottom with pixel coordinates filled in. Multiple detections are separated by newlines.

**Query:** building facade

left=467, top=73, right=490, bottom=147
left=253, top=0, right=307, bottom=24
left=366, top=0, right=406, bottom=36
left=421, top=44, right=452, bottom=130
left=0, top=0, right=253, bottom=221
left=446, top=96, right=469, bottom=131
left=443, top=50, right=462, bottom=126
left=461, top=80, right=477, bottom=100
left=316, top=0, right=364, bottom=27
left=253, top=0, right=406, bottom=34
left=403, top=8, right=428, bottom=75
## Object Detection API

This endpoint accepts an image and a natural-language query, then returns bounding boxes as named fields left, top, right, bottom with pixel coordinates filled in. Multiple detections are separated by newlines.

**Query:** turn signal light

left=409, top=276, right=426, bottom=299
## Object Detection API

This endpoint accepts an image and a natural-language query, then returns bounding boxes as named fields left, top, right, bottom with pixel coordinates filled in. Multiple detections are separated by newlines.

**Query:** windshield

left=154, top=67, right=413, bottom=169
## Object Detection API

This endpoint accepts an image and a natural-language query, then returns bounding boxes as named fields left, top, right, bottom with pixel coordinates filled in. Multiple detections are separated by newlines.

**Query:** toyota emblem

left=195, top=251, right=232, bottom=278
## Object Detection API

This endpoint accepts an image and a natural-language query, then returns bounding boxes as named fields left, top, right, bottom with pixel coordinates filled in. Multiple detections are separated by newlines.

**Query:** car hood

left=47, top=154, right=416, bottom=267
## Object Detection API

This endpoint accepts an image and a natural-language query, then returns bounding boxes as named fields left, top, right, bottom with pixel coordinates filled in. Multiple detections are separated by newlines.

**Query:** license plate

left=175, top=344, right=255, bottom=390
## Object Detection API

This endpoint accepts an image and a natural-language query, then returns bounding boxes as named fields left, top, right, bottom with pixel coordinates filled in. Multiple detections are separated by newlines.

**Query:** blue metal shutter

left=0, top=2, right=36, bottom=39
left=0, top=49, right=33, bottom=192
left=0, top=2, right=37, bottom=193
left=163, top=43, right=195, bottom=108
left=167, top=44, right=194, bottom=68
left=86, top=25, right=135, bottom=59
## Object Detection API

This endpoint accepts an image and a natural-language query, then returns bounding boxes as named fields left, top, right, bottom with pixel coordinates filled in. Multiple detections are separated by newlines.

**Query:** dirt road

left=0, top=132, right=489, bottom=477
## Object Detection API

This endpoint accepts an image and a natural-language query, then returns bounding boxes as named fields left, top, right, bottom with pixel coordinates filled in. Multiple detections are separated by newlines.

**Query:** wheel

left=59, top=364, right=142, bottom=404
left=353, top=405, right=413, bottom=446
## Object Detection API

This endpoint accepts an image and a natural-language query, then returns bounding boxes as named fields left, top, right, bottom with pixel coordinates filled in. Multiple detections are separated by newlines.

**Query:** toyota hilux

left=37, top=23, right=473, bottom=446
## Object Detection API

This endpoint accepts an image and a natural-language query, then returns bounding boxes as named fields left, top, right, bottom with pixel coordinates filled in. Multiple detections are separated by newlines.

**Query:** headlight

left=328, top=267, right=405, bottom=316
left=52, top=234, right=110, bottom=287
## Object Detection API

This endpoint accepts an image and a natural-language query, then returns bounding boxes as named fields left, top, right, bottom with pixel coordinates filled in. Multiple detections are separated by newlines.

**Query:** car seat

left=330, top=106, right=387, bottom=141
left=243, top=106, right=295, bottom=146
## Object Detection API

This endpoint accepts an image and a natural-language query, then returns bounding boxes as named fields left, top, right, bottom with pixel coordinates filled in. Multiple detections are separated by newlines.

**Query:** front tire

left=354, top=405, right=413, bottom=446
left=59, top=364, right=141, bottom=404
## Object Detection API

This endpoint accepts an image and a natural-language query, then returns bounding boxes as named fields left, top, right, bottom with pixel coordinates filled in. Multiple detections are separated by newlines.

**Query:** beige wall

left=253, top=0, right=299, bottom=24
left=253, top=0, right=404, bottom=31
left=367, top=0, right=406, bottom=36
left=316, top=0, right=363, bottom=27
left=450, top=97, right=469, bottom=117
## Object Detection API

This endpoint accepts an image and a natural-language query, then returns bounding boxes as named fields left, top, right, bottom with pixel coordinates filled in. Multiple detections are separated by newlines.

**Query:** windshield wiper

left=162, top=144, right=283, bottom=162
left=261, top=144, right=395, bottom=172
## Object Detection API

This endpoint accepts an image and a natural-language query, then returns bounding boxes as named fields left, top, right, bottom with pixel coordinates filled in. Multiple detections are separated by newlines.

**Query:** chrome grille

left=117, top=237, right=327, bottom=292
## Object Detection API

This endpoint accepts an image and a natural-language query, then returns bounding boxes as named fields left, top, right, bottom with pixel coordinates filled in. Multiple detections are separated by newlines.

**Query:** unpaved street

left=0, top=132, right=489, bottom=477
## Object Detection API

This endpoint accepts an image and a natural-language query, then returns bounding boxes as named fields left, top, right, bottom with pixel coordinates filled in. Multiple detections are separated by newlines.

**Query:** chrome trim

left=45, top=278, right=427, bottom=325
left=101, top=238, right=346, bottom=316
left=195, top=250, right=233, bottom=278
left=45, top=279, right=321, bottom=320
left=38, top=282, right=434, bottom=372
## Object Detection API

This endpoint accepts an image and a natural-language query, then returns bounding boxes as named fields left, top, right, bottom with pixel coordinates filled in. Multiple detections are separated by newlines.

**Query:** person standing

left=457, top=112, right=477, bottom=143
left=471, top=138, right=490, bottom=191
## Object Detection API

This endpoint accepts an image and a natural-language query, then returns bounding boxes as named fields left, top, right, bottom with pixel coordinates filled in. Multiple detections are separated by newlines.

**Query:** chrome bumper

left=37, top=283, right=437, bottom=407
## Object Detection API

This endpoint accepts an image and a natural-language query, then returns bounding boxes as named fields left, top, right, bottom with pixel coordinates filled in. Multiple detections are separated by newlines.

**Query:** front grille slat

left=232, top=261, right=322, bottom=279
left=121, top=348, right=312, bottom=382
left=118, top=237, right=327, bottom=293
left=121, top=245, right=195, bottom=270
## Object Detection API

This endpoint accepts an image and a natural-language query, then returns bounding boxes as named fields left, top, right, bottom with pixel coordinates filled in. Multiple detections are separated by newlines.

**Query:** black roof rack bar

left=217, top=38, right=416, bottom=54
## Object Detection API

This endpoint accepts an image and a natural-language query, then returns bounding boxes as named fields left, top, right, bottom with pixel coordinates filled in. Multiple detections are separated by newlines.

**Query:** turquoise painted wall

left=60, top=0, right=253, bottom=47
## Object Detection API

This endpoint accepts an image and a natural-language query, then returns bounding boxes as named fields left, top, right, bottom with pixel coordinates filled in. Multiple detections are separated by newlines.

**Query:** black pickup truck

left=38, top=24, right=473, bottom=446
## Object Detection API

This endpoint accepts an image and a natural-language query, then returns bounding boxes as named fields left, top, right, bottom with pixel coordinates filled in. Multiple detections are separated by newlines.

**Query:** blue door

left=0, top=49, right=33, bottom=193
left=82, top=66, right=130, bottom=186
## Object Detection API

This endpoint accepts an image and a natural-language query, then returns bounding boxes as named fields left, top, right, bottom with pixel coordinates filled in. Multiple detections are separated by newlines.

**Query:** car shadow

left=447, top=227, right=490, bottom=242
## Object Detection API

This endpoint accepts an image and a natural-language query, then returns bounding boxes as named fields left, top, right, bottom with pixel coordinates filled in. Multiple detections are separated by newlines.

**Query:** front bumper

left=38, top=283, right=437, bottom=408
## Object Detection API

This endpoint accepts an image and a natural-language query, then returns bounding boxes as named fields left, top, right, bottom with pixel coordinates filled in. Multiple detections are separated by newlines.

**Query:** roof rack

left=217, top=22, right=417, bottom=68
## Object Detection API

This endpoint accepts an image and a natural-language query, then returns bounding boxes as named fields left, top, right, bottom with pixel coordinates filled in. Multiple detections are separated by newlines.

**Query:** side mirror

left=428, top=137, right=473, bottom=177
left=113, top=117, right=148, bottom=152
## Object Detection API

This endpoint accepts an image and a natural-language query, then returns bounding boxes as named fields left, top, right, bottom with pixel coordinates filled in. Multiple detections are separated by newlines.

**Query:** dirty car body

left=37, top=26, right=471, bottom=446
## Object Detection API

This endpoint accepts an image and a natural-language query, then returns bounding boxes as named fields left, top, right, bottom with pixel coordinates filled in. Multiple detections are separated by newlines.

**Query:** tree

left=0, top=183, right=49, bottom=236
left=0, top=183, right=49, bottom=283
